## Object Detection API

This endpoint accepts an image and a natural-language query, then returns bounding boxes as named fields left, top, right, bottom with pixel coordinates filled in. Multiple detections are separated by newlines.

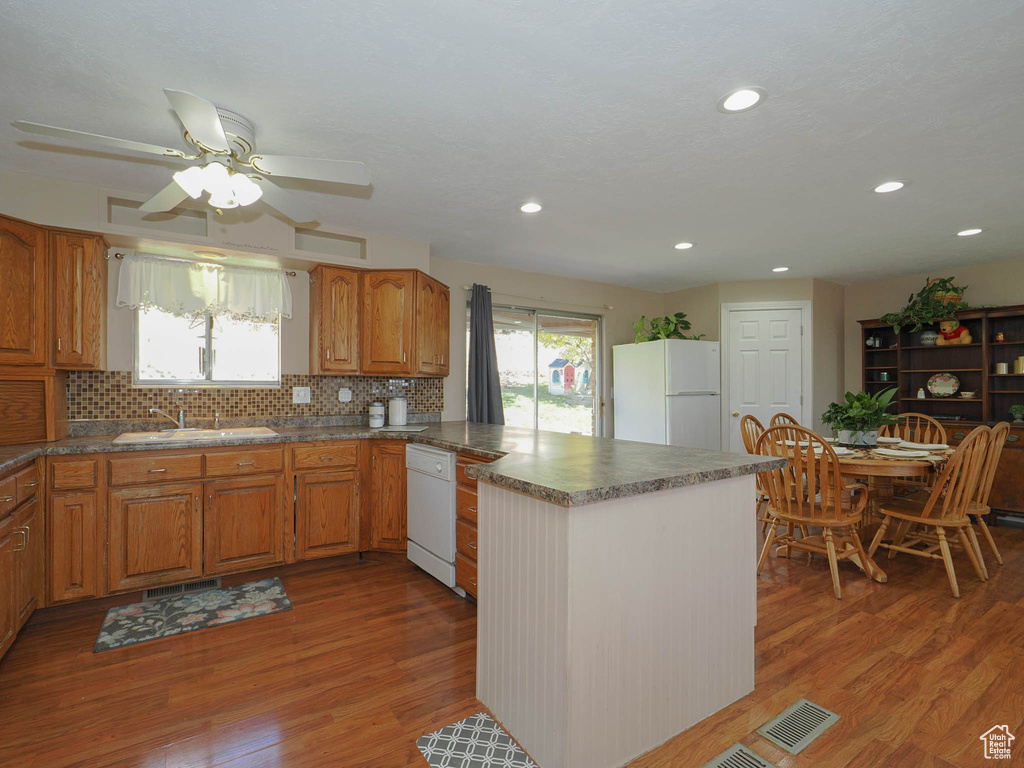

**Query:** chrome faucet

left=214, top=412, right=221, bottom=429
left=150, top=407, right=185, bottom=430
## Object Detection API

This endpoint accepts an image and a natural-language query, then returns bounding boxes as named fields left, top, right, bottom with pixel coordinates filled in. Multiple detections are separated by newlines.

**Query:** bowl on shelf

left=960, top=391, right=977, bottom=399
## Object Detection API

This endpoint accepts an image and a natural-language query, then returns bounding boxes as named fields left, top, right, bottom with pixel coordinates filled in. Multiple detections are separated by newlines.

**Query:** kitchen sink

left=112, top=427, right=279, bottom=445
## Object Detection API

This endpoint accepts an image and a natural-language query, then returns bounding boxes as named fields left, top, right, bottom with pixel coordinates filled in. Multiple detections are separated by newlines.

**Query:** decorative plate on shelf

left=926, top=372, right=960, bottom=397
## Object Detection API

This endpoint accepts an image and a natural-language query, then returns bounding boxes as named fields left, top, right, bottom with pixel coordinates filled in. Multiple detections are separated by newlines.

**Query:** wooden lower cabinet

left=107, top=483, right=203, bottom=592
left=296, top=471, right=360, bottom=560
left=0, top=521, right=16, bottom=657
left=48, top=491, right=102, bottom=603
left=13, top=497, right=44, bottom=626
left=204, top=476, right=286, bottom=575
left=369, top=441, right=407, bottom=552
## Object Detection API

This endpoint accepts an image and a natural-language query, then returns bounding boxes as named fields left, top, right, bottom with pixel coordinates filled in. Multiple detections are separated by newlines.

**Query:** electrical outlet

left=338, top=387, right=353, bottom=402
left=292, top=386, right=311, bottom=404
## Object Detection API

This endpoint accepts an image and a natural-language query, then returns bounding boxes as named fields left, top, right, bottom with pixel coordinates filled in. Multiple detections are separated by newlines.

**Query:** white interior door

left=726, top=309, right=804, bottom=452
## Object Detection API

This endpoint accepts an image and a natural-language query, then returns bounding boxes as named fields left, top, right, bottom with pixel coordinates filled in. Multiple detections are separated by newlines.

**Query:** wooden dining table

left=835, top=445, right=953, bottom=523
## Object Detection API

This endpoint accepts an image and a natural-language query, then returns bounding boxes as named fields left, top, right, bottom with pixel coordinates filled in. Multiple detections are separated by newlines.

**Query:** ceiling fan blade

left=163, top=89, right=230, bottom=154
left=12, top=121, right=189, bottom=158
left=248, top=154, right=371, bottom=186
left=249, top=176, right=319, bottom=224
left=138, top=180, right=191, bottom=213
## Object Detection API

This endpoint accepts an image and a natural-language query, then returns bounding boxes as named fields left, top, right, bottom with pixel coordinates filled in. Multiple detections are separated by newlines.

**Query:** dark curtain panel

left=467, top=284, right=505, bottom=424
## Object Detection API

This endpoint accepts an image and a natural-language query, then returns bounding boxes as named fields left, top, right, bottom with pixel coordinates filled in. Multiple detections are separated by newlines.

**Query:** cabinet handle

left=403, top=352, right=407, bottom=363
left=23, top=481, right=38, bottom=487
left=469, top=578, right=477, bottom=586
left=12, top=529, right=27, bottom=552
left=320, top=456, right=335, bottom=460
left=953, top=432, right=966, bottom=439
left=468, top=542, right=477, bottom=550
left=194, top=495, right=199, bottom=510
left=327, top=349, right=331, bottom=361
left=440, top=354, right=444, bottom=365
left=209, top=494, right=213, bottom=506
left=1008, top=434, right=1020, bottom=443
left=57, top=338, right=62, bottom=352
left=237, top=461, right=255, bottom=466
left=468, top=506, right=477, bottom=513
left=0, top=496, right=14, bottom=503
left=149, top=468, right=168, bottom=473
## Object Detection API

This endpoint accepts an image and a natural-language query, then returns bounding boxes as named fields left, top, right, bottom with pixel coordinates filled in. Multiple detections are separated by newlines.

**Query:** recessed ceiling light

left=716, top=87, right=767, bottom=113
left=873, top=181, right=905, bottom=194
left=520, top=202, right=542, bottom=213
left=772, top=267, right=789, bottom=273
left=674, top=242, right=694, bottom=250
left=957, top=228, right=983, bottom=236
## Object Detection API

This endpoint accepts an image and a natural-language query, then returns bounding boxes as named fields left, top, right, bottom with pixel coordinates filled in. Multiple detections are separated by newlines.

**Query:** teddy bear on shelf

left=935, top=318, right=972, bottom=345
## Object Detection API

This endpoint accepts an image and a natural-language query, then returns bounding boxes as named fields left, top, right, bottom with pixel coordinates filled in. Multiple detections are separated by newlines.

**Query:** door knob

left=732, top=411, right=740, bottom=417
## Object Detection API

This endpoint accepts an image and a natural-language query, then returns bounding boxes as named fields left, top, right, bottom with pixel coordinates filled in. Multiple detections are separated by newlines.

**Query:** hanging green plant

left=879, top=276, right=971, bottom=334
left=633, top=313, right=706, bottom=342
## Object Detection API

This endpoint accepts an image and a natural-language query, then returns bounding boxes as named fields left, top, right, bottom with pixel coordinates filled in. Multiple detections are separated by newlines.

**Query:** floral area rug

left=94, top=577, right=292, bottom=652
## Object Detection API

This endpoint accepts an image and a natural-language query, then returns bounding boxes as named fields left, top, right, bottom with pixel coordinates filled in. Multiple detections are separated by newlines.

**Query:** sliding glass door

left=469, top=305, right=601, bottom=435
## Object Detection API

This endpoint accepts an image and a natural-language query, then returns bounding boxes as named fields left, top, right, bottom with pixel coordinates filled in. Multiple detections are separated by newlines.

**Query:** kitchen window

left=135, top=308, right=281, bottom=385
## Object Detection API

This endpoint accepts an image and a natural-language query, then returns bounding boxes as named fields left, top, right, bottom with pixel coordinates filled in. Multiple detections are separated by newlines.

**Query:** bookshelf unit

left=859, top=304, right=1024, bottom=519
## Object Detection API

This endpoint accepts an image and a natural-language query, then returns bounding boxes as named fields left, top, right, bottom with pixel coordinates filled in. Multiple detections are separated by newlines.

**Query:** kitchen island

left=0, top=421, right=780, bottom=768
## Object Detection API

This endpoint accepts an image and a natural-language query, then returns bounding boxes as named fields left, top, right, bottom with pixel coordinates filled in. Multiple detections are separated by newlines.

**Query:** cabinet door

left=0, top=522, right=15, bottom=658
left=48, top=492, right=101, bottom=603
left=0, top=216, right=47, bottom=366
left=435, top=281, right=450, bottom=376
left=415, top=273, right=439, bottom=374
left=312, top=266, right=360, bottom=374
left=295, top=471, right=360, bottom=560
left=989, top=440, right=1024, bottom=515
left=370, top=441, right=407, bottom=551
left=362, top=271, right=414, bottom=374
left=14, top=498, right=44, bottom=627
left=204, top=476, right=285, bottom=575
left=108, top=483, right=203, bottom=592
left=52, top=232, right=105, bottom=369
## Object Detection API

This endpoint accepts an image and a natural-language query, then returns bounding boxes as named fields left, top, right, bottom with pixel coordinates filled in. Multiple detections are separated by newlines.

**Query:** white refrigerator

left=612, top=339, right=722, bottom=450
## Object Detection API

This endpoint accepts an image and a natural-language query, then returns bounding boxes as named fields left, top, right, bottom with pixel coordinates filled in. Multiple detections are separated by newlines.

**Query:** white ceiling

left=2, top=0, right=1023, bottom=292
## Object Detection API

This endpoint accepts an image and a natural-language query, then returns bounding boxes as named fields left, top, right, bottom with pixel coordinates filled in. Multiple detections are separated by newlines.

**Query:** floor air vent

left=756, top=698, right=840, bottom=754
left=698, top=744, right=777, bottom=768
left=144, top=578, right=222, bottom=600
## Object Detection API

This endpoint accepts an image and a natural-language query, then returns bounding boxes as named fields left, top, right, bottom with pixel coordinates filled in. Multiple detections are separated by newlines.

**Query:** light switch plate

left=338, top=387, right=353, bottom=402
left=292, top=386, right=311, bottom=404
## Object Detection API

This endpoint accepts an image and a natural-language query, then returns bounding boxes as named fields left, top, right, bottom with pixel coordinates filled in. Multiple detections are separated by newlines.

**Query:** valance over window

left=116, top=254, right=293, bottom=323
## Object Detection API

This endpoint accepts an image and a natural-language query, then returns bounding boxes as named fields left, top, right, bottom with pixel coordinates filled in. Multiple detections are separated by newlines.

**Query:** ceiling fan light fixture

left=232, top=174, right=263, bottom=206
left=172, top=165, right=206, bottom=199
left=172, top=161, right=262, bottom=209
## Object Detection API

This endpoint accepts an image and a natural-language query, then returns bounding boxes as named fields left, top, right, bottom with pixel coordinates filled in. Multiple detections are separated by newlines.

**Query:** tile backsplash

left=67, top=371, right=443, bottom=421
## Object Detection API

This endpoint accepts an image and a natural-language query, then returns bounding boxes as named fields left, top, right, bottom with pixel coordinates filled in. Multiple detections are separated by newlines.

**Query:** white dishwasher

left=406, top=443, right=459, bottom=591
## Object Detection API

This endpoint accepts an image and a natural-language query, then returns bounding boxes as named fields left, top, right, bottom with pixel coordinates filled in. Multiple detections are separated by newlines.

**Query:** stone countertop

left=0, top=422, right=782, bottom=507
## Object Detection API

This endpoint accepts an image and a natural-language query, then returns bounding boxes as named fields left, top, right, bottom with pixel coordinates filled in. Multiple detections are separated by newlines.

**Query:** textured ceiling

left=1, top=0, right=1023, bottom=291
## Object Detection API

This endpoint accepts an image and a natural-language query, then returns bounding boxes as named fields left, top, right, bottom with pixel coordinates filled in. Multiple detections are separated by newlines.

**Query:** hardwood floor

left=2, top=521, right=1024, bottom=768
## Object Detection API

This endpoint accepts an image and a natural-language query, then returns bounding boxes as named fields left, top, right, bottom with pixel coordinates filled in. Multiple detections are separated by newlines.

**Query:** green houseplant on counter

left=879, top=276, right=970, bottom=334
left=633, top=312, right=706, bottom=343
left=821, top=388, right=899, bottom=446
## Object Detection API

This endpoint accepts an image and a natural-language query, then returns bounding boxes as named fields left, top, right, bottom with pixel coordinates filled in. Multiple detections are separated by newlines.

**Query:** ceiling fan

left=13, top=89, right=371, bottom=223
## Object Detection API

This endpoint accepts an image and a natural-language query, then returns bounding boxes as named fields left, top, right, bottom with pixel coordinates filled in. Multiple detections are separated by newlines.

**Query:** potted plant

left=1010, top=405, right=1024, bottom=424
left=821, top=388, right=899, bottom=446
left=633, top=312, right=706, bottom=343
left=879, top=277, right=970, bottom=334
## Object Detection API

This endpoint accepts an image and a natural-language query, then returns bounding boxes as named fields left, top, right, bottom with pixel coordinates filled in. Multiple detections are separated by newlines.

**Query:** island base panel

left=477, top=476, right=756, bottom=768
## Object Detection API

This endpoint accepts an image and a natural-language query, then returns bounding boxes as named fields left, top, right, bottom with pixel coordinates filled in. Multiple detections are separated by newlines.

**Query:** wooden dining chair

left=968, top=421, right=1010, bottom=571
left=880, top=412, right=948, bottom=492
left=755, top=426, right=880, bottom=599
left=868, top=426, right=989, bottom=598
left=769, top=412, right=800, bottom=428
left=741, top=415, right=773, bottom=533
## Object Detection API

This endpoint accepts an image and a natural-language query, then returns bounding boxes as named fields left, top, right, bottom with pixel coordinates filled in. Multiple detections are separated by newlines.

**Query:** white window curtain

left=116, top=254, right=293, bottom=323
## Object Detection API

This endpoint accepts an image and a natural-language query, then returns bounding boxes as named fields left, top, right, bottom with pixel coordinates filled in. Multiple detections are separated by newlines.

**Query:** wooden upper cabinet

left=369, top=440, right=407, bottom=552
left=414, top=273, right=450, bottom=376
left=362, top=271, right=414, bottom=375
left=51, top=231, right=106, bottom=370
left=0, top=215, right=47, bottom=366
left=310, top=265, right=360, bottom=374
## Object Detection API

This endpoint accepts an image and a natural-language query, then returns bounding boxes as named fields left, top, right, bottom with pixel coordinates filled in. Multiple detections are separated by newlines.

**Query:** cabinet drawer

left=457, top=487, right=478, bottom=526
left=456, top=554, right=478, bottom=599
left=456, top=519, right=478, bottom=561
left=50, top=459, right=98, bottom=490
left=0, top=476, right=15, bottom=516
left=15, top=463, right=40, bottom=504
left=291, top=441, right=358, bottom=471
left=205, top=448, right=284, bottom=477
left=109, top=453, right=203, bottom=486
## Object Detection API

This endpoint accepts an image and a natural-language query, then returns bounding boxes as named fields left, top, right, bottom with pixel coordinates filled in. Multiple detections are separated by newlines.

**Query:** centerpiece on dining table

left=821, top=388, right=898, bottom=447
